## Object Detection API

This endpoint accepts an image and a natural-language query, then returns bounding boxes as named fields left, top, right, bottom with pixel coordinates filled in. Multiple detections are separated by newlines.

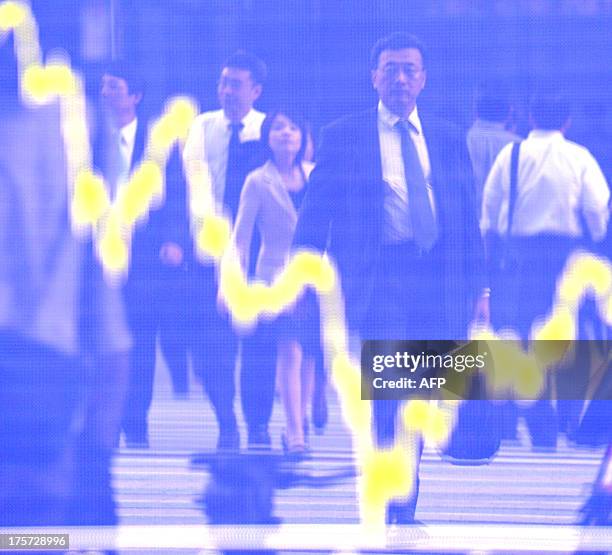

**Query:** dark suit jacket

left=93, top=115, right=191, bottom=326
left=293, top=107, right=485, bottom=339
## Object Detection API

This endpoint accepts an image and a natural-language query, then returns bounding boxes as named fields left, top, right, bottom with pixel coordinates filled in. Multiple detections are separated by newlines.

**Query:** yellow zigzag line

left=220, top=244, right=612, bottom=525
left=1, top=1, right=197, bottom=276
left=3, top=0, right=612, bottom=529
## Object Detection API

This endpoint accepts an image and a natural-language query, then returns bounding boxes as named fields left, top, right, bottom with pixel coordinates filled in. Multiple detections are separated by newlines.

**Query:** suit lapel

left=418, top=112, right=449, bottom=236
left=361, top=107, right=383, bottom=185
left=349, top=108, right=385, bottom=252
left=130, top=118, right=147, bottom=171
left=418, top=111, right=442, bottom=193
left=352, top=108, right=384, bottom=217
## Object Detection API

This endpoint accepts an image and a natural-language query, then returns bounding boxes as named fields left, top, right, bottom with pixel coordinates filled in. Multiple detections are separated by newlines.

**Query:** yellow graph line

left=220, top=243, right=612, bottom=525
left=3, top=0, right=612, bottom=530
left=1, top=1, right=198, bottom=276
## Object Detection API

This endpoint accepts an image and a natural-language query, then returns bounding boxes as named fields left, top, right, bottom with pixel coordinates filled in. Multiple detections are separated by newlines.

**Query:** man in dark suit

left=293, top=33, right=488, bottom=523
left=91, top=62, right=191, bottom=450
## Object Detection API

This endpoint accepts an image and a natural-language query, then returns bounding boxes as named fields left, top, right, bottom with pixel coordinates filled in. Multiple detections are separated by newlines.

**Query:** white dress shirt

left=119, top=117, right=138, bottom=170
left=106, top=117, right=138, bottom=200
left=481, top=130, right=610, bottom=241
left=183, top=108, right=266, bottom=212
left=377, top=101, right=436, bottom=243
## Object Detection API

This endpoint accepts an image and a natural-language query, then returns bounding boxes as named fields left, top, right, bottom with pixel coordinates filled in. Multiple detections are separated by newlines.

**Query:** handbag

left=439, top=376, right=502, bottom=465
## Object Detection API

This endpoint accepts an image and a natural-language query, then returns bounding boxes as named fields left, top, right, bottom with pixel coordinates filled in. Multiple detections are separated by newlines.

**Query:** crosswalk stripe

left=104, top=378, right=609, bottom=552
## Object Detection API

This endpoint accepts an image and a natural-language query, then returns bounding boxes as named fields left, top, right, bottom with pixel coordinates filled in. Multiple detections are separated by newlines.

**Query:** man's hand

left=159, top=242, right=183, bottom=266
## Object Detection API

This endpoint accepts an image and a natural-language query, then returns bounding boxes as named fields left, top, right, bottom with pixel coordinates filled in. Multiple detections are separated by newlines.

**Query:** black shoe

left=312, top=379, right=328, bottom=434
left=123, top=420, right=149, bottom=449
left=125, top=438, right=149, bottom=449
left=386, top=501, right=417, bottom=525
left=217, top=428, right=240, bottom=452
left=248, top=426, right=272, bottom=450
left=124, top=432, right=149, bottom=449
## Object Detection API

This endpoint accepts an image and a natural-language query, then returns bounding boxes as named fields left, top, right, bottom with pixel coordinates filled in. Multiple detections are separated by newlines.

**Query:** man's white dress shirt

left=377, top=101, right=436, bottom=243
left=183, top=108, right=265, bottom=211
left=481, top=130, right=610, bottom=241
left=107, top=117, right=138, bottom=200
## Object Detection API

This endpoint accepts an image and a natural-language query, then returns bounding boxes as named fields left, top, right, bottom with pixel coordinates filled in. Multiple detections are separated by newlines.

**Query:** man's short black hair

left=475, top=81, right=512, bottom=122
left=103, top=60, right=146, bottom=96
left=223, top=50, right=268, bottom=85
left=530, top=89, right=571, bottom=130
left=370, top=32, right=427, bottom=70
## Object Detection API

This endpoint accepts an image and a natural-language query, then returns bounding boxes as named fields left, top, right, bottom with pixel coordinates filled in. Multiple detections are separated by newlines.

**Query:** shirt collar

left=528, top=129, right=564, bottom=140
left=222, top=108, right=258, bottom=131
left=119, top=117, right=138, bottom=146
left=378, top=100, right=423, bottom=135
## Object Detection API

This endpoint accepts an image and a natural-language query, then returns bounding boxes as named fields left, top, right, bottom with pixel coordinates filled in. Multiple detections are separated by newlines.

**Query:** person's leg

left=500, top=400, right=520, bottom=440
left=387, top=430, right=424, bottom=524
left=372, top=399, right=400, bottom=448
left=241, top=321, right=277, bottom=446
left=91, top=352, right=130, bottom=449
left=556, top=338, right=588, bottom=438
left=189, top=265, right=239, bottom=449
left=159, top=317, right=190, bottom=397
left=390, top=247, right=440, bottom=522
left=515, top=236, right=575, bottom=336
left=278, top=339, right=306, bottom=450
left=523, top=398, right=558, bottom=449
left=122, top=323, right=156, bottom=445
left=515, top=237, right=575, bottom=447
left=311, top=349, right=328, bottom=432
left=300, top=355, right=315, bottom=442
left=364, top=244, right=437, bottom=524
left=158, top=272, right=191, bottom=397
left=558, top=310, right=599, bottom=436
left=192, top=316, right=239, bottom=449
